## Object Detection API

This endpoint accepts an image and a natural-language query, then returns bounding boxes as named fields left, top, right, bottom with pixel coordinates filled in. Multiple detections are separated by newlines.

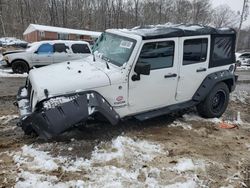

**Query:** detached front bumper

left=16, top=87, right=120, bottom=140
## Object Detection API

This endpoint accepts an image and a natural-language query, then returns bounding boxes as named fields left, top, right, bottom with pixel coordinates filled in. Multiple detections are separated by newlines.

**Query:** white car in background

left=2, top=40, right=92, bottom=73
left=235, top=52, right=250, bottom=67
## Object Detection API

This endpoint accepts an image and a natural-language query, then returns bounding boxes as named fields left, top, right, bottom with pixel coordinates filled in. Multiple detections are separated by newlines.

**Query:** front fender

left=17, top=91, right=120, bottom=139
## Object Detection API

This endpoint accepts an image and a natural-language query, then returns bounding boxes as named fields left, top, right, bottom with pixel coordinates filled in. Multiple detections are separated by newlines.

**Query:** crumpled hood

left=3, top=50, right=26, bottom=56
left=29, top=57, right=111, bottom=101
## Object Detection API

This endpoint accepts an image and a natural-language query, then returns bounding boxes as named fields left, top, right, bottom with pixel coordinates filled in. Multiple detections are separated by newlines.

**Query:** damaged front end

left=16, top=85, right=120, bottom=140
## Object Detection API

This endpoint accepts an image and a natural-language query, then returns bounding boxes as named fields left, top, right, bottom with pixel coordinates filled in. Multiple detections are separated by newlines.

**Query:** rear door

left=70, top=43, right=91, bottom=60
left=176, top=36, right=210, bottom=102
left=32, top=43, right=54, bottom=66
left=53, top=43, right=70, bottom=64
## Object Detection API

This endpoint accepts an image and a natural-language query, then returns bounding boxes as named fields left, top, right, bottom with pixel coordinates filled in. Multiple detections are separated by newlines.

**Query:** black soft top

left=121, top=24, right=236, bottom=40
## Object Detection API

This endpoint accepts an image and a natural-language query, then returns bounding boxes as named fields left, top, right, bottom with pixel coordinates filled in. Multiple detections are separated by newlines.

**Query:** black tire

left=12, top=61, right=29, bottom=74
left=21, top=124, right=37, bottom=136
left=197, top=82, right=229, bottom=118
left=236, top=60, right=241, bottom=67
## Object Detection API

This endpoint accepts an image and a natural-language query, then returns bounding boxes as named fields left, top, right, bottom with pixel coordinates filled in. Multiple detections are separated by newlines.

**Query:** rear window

left=209, top=35, right=235, bottom=68
left=71, top=44, right=91, bottom=54
left=54, top=43, right=69, bottom=53
left=212, top=37, right=233, bottom=61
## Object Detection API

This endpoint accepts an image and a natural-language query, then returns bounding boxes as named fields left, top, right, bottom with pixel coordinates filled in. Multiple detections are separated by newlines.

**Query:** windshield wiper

left=102, top=56, right=110, bottom=69
left=92, top=52, right=96, bottom=62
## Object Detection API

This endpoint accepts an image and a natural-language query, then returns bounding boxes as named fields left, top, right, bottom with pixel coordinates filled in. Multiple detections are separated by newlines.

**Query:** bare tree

left=212, top=4, right=239, bottom=28
left=236, top=0, right=249, bottom=50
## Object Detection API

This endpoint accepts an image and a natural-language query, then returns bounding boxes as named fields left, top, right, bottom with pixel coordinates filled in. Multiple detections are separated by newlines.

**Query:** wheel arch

left=193, top=70, right=237, bottom=103
left=11, top=59, right=30, bottom=69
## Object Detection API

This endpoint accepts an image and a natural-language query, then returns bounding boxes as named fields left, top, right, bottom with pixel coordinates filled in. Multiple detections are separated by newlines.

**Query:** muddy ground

left=0, top=71, right=250, bottom=188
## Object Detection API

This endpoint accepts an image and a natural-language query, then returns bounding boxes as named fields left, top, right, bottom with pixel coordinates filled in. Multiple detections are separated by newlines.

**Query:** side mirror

left=132, top=62, right=151, bottom=81
left=135, top=62, right=151, bottom=75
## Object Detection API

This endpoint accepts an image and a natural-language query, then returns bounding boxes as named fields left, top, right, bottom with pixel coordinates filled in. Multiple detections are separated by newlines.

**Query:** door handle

left=164, top=73, right=177, bottom=78
left=196, top=68, right=207, bottom=72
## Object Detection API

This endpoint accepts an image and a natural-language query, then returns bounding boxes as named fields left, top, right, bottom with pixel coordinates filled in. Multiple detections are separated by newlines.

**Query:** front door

left=129, top=38, right=179, bottom=113
left=176, top=36, right=210, bottom=102
left=32, top=43, right=54, bottom=66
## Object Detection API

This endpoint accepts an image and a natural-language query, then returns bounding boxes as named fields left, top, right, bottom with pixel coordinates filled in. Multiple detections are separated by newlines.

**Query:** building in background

left=23, top=24, right=102, bottom=44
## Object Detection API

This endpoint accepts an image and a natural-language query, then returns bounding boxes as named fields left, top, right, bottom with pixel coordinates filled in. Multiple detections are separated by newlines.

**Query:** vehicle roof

left=118, top=24, right=236, bottom=40
left=31, top=40, right=90, bottom=45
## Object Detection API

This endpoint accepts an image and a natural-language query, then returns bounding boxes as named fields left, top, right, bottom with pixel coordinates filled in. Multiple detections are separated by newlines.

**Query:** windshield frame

left=93, top=32, right=137, bottom=67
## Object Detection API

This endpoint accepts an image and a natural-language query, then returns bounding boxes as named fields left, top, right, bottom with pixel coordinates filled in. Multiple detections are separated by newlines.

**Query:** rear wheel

left=12, top=61, right=29, bottom=74
left=197, top=82, right=229, bottom=118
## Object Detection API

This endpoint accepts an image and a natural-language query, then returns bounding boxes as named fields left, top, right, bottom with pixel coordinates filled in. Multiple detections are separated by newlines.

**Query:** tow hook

left=13, top=101, right=18, bottom=107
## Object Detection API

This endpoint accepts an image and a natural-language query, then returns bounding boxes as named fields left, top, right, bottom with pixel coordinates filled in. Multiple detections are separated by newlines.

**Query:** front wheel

left=197, top=82, right=229, bottom=118
left=12, top=61, right=29, bottom=74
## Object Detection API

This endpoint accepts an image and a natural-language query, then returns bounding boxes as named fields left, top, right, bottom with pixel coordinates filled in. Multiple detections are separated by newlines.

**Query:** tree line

left=0, top=0, right=249, bottom=50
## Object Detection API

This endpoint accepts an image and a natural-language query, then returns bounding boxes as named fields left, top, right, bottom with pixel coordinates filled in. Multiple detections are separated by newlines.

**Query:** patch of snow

left=230, top=90, right=249, bottom=104
left=20, top=88, right=28, bottom=97
left=91, top=136, right=163, bottom=163
left=183, top=113, right=222, bottom=124
left=12, top=136, right=209, bottom=187
left=13, top=145, right=59, bottom=171
left=171, top=158, right=205, bottom=173
left=0, top=115, right=19, bottom=125
left=15, top=171, right=85, bottom=188
left=13, top=136, right=167, bottom=187
left=165, top=179, right=198, bottom=188
left=0, top=68, right=27, bottom=77
left=237, top=66, right=250, bottom=71
left=169, top=120, right=192, bottom=130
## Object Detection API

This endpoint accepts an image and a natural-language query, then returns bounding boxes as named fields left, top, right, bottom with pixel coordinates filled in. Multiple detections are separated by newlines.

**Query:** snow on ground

left=11, top=136, right=208, bottom=187
left=0, top=115, right=19, bottom=125
left=230, top=90, right=249, bottom=104
left=0, top=68, right=27, bottom=77
left=237, top=66, right=250, bottom=71
left=168, top=120, right=192, bottom=130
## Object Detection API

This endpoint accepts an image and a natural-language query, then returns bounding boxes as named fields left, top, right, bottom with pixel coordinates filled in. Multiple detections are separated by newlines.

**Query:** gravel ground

left=0, top=70, right=250, bottom=187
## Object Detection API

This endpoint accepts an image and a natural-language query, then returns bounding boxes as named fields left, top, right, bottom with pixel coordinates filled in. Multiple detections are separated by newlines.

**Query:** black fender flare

left=192, top=70, right=237, bottom=103
left=20, top=91, right=120, bottom=139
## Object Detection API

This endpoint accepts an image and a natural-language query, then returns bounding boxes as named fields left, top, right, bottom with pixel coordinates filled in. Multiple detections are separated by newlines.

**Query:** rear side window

left=183, top=38, right=208, bottom=65
left=71, top=44, right=91, bottom=54
left=209, top=35, right=235, bottom=68
left=138, top=41, right=175, bottom=70
left=212, top=37, right=233, bottom=61
left=37, top=43, right=53, bottom=54
left=54, top=43, right=69, bottom=53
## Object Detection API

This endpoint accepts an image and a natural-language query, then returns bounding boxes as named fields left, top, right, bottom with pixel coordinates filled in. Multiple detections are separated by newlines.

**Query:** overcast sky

left=212, top=0, right=250, bottom=27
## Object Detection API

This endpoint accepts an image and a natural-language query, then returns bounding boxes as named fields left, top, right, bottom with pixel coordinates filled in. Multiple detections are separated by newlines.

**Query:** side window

left=240, top=53, right=250, bottom=58
left=183, top=38, right=208, bottom=65
left=212, top=37, right=233, bottom=61
left=37, top=43, right=53, bottom=54
left=54, top=43, right=69, bottom=53
left=71, top=44, right=91, bottom=54
left=138, top=41, right=175, bottom=70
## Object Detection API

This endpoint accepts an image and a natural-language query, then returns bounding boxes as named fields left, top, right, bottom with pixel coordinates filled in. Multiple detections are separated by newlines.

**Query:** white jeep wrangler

left=3, top=40, right=91, bottom=73
left=16, top=24, right=238, bottom=139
